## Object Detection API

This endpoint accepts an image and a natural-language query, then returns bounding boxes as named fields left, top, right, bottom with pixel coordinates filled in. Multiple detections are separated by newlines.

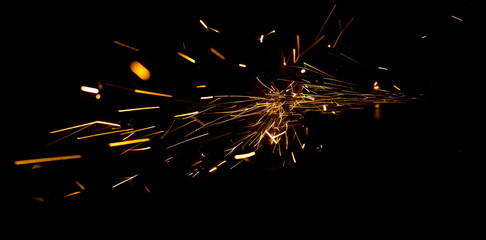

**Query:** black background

left=4, top=0, right=480, bottom=229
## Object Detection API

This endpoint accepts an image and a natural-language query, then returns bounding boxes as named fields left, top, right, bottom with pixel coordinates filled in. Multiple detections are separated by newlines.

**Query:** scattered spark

left=75, top=180, right=85, bottom=190
left=166, top=132, right=209, bottom=149
left=451, top=15, right=463, bottom=22
left=112, top=174, right=139, bottom=188
left=196, top=85, right=206, bottom=88
left=130, top=61, right=151, bottom=81
left=200, top=96, right=214, bottom=100
left=64, top=191, right=81, bottom=198
left=108, top=138, right=150, bottom=147
left=332, top=17, right=354, bottom=48
left=378, top=66, right=388, bottom=71
left=77, top=128, right=133, bottom=140
left=177, top=52, right=196, bottom=63
left=234, top=152, right=256, bottom=159
left=209, top=167, right=218, bottom=173
left=291, top=152, right=297, bottom=163
left=113, top=40, right=139, bottom=52
left=238, top=64, right=247, bottom=68
left=174, top=111, right=199, bottom=118
left=80, top=86, right=99, bottom=94
left=209, top=47, right=226, bottom=60
left=199, top=19, right=209, bottom=30
left=14, top=155, right=82, bottom=165
left=134, top=89, right=172, bottom=98
left=394, top=85, right=401, bottom=91
left=421, top=35, right=427, bottom=39
left=260, top=34, right=264, bottom=43
left=118, top=106, right=160, bottom=112
left=300, top=68, right=306, bottom=74
left=315, top=3, right=336, bottom=40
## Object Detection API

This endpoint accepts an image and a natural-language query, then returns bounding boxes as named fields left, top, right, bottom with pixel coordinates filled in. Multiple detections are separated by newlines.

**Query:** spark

left=77, top=128, right=133, bottom=140
left=210, top=48, right=226, bottom=60
left=196, top=85, right=206, bottom=88
left=315, top=3, right=336, bottom=40
left=209, top=167, right=218, bottom=173
left=260, top=34, right=264, bottom=43
left=14, top=155, right=82, bottom=165
left=108, top=138, right=150, bottom=147
left=238, top=64, right=247, bottom=68
left=234, top=151, right=255, bottom=159
left=177, top=52, right=196, bottom=63
left=130, top=61, right=151, bottom=81
left=199, top=19, right=209, bottom=30
left=451, top=15, right=463, bottom=22
left=49, top=121, right=120, bottom=137
left=118, top=106, right=160, bottom=112
left=80, top=86, right=99, bottom=94
left=134, top=89, right=173, bottom=98
left=113, top=40, right=139, bottom=52
left=332, top=17, right=354, bottom=48
left=174, top=111, right=199, bottom=118
left=291, top=152, right=296, bottom=163
left=112, top=174, right=139, bottom=188
left=393, top=85, right=401, bottom=91
left=166, top=132, right=209, bottom=149
left=378, top=66, right=388, bottom=70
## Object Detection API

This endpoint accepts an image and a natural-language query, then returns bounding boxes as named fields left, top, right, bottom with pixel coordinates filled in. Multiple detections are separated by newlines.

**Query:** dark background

left=4, top=0, right=480, bottom=227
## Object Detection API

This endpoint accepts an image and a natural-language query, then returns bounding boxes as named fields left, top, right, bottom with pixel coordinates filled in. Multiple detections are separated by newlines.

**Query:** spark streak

left=14, top=155, right=82, bottom=165
left=234, top=152, right=256, bottom=159
left=109, top=138, right=150, bottom=147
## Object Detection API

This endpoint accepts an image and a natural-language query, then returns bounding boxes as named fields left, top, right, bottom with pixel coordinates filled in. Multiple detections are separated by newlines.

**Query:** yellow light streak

left=332, top=18, right=354, bottom=48
left=238, top=64, right=247, bottom=68
left=394, top=85, right=401, bottom=91
left=217, top=160, right=226, bottom=167
left=49, top=121, right=120, bottom=134
left=265, top=130, right=278, bottom=144
left=260, top=34, right=264, bottom=43
left=293, top=48, right=296, bottom=63
left=177, top=52, right=196, bottom=63
left=134, top=89, right=173, bottom=98
left=209, top=48, right=226, bottom=60
left=199, top=19, right=209, bottom=30
left=77, top=128, right=133, bottom=140
left=14, top=155, right=82, bottom=165
left=196, top=85, right=206, bottom=88
left=81, top=86, right=99, bottom=94
left=200, top=96, right=214, bottom=100
left=296, top=34, right=300, bottom=57
left=118, top=106, right=160, bottom=112
left=120, top=126, right=155, bottom=135
left=291, top=152, right=297, bottom=163
left=209, top=167, right=218, bottom=173
left=75, top=180, right=85, bottom=190
left=108, top=138, right=150, bottom=147
left=174, top=111, right=199, bottom=118
left=130, top=61, right=151, bottom=81
left=234, top=151, right=255, bottom=159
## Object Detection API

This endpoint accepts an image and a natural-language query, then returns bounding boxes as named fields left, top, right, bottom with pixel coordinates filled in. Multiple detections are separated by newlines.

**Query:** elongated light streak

left=14, top=155, right=82, bottom=165
left=109, top=138, right=150, bottom=147
left=451, top=15, right=463, bottom=22
left=177, top=52, right=196, bottom=63
left=113, top=40, right=139, bottom=51
left=81, top=86, right=99, bottom=94
left=118, top=106, right=160, bottom=112
left=166, top=132, right=209, bottom=149
left=209, top=48, right=226, bottom=60
left=112, top=174, right=139, bottom=188
left=199, top=19, right=209, bottom=30
left=174, top=111, right=199, bottom=118
left=234, top=152, right=255, bottom=159
left=77, top=128, right=133, bottom=140
left=134, top=89, right=172, bottom=98
left=50, top=121, right=120, bottom=134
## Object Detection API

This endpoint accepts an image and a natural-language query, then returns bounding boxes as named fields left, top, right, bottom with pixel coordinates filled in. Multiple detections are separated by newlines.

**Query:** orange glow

left=209, top=48, right=226, bottom=60
left=130, top=61, right=151, bottom=81
left=14, top=155, right=82, bottom=165
left=177, top=52, right=196, bottom=63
